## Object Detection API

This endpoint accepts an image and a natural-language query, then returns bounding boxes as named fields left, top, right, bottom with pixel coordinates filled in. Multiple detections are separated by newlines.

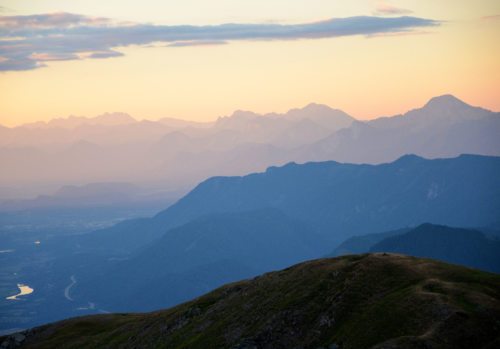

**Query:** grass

left=8, top=253, right=500, bottom=349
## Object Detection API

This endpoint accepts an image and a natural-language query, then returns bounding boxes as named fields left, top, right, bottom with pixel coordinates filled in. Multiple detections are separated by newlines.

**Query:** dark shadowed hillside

left=329, top=228, right=412, bottom=256
left=5, top=254, right=500, bottom=349
left=370, top=224, right=500, bottom=273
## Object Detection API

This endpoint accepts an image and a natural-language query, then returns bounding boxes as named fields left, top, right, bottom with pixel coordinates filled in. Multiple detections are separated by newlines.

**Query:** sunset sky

left=0, top=0, right=499, bottom=127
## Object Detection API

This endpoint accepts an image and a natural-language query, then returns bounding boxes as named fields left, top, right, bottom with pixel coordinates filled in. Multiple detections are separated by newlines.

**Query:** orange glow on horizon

left=0, top=0, right=499, bottom=127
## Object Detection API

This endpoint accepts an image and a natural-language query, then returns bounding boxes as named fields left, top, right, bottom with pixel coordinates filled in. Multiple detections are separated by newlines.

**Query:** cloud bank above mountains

left=0, top=12, right=439, bottom=71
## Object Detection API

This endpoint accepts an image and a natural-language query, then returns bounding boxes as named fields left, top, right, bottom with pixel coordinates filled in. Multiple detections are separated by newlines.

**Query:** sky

left=0, top=0, right=499, bottom=126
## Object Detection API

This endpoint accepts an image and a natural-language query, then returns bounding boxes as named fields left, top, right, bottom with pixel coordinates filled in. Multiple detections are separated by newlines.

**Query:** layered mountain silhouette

left=1, top=95, right=498, bottom=202
left=62, top=154, right=500, bottom=313
left=79, top=153, right=500, bottom=254
left=1, top=95, right=499, bottom=345
left=2, top=155, right=500, bottom=328
left=6, top=254, right=500, bottom=349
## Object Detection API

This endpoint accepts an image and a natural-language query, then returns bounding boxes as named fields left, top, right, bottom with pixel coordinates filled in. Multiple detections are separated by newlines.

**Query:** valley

left=0, top=153, right=499, bottom=335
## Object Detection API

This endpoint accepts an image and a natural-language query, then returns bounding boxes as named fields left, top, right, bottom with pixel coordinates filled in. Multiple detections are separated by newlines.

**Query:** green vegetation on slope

left=6, top=254, right=500, bottom=349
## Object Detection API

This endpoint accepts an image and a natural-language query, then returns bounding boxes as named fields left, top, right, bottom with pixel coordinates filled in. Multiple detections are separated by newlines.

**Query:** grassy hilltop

left=5, top=254, right=500, bottom=349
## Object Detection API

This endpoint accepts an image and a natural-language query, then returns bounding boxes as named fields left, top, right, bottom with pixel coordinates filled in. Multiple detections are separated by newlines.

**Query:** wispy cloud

left=86, top=50, right=125, bottom=59
left=366, top=30, right=433, bottom=39
left=0, top=12, right=439, bottom=72
left=481, top=14, right=500, bottom=21
left=373, top=1, right=413, bottom=16
left=167, top=40, right=228, bottom=47
left=0, top=12, right=110, bottom=29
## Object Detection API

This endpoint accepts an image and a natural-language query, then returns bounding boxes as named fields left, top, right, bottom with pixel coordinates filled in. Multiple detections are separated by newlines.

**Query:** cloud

left=86, top=50, right=125, bottom=59
left=167, top=40, right=228, bottom=47
left=481, top=14, right=500, bottom=21
left=0, top=12, right=439, bottom=72
left=373, top=1, right=413, bottom=16
left=366, top=30, right=433, bottom=39
left=0, top=12, right=110, bottom=29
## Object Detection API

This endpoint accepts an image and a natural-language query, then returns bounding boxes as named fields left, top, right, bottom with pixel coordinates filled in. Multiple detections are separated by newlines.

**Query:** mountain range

left=1, top=154, right=499, bottom=333
left=79, top=153, right=500, bottom=252
left=1, top=96, right=499, bottom=337
left=1, top=95, right=498, bottom=203
left=61, top=154, right=500, bottom=313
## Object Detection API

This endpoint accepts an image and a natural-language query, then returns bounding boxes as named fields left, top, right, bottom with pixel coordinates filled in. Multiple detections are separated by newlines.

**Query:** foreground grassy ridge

left=14, top=254, right=500, bottom=349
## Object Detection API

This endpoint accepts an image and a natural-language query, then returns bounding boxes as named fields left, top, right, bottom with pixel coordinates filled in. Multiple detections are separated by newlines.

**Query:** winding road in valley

left=64, top=275, right=76, bottom=301
left=63, top=274, right=110, bottom=314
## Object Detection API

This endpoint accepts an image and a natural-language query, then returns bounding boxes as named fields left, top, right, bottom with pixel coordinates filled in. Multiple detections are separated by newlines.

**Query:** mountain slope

left=79, top=154, right=500, bottom=254
left=8, top=254, right=500, bottom=349
left=153, top=154, right=500, bottom=244
left=370, top=224, right=500, bottom=273
left=73, top=208, right=326, bottom=312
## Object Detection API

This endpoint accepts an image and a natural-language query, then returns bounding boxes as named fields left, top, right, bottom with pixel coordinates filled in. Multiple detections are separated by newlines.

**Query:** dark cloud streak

left=0, top=12, right=440, bottom=72
left=167, top=40, right=228, bottom=47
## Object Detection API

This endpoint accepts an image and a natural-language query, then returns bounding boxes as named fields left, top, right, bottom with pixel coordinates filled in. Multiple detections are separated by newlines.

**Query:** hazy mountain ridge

left=74, top=154, right=500, bottom=256
left=20, top=113, right=137, bottom=129
left=154, top=153, right=500, bottom=242
left=295, top=95, right=500, bottom=163
left=50, top=154, right=499, bottom=315
left=0, top=182, right=183, bottom=212
left=1, top=95, right=498, bottom=202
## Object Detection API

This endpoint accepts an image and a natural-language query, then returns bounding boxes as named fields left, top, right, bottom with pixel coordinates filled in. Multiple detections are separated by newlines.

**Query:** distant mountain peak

left=230, top=110, right=261, bottom=119
left=301, top=102, right=332, bottom=111
left=287, top=103, right=352, bottom=118
left=394, top=154, right=425, bottom=163
left=397, top=94, right=493, bottom=125
left=93, top=112, right=136, bottom=125
left=424, top=94, right=470, bottom=109
left=214, top=110, right=263, bottom=129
